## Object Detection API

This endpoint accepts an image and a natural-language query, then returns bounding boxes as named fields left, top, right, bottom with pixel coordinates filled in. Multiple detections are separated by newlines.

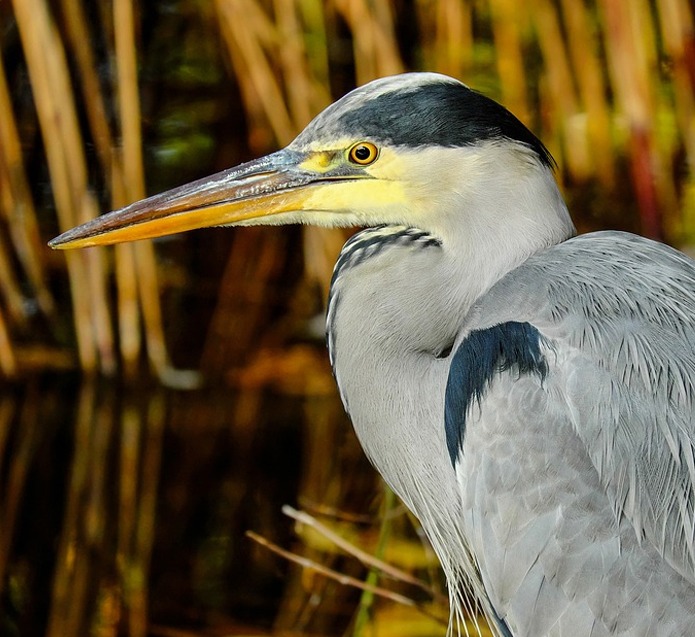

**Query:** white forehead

left=338, top=72, right=464, bottom=110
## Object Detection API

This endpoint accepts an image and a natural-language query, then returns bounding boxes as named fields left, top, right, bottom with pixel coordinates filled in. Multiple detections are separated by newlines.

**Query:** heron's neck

left=327, top=156, right=574, bottom=505
left=327, top=232, right=471, bottom=600
left=326, top=159, right=574, bottom=624
left=420, top=147, right=575, bottom=305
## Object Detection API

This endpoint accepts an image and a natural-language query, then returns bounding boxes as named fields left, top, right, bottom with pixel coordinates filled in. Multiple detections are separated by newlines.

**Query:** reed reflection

left=0, top=374, right=456, bottom=636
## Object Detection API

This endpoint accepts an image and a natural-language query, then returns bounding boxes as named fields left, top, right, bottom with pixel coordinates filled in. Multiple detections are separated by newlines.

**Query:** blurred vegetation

left=0, top=0, right=692, bottom=377
left=0, top=0, right=694, bottom=636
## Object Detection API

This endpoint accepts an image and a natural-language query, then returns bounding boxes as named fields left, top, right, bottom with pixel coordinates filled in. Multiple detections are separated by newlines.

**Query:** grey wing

left=449, top=231, right=695, bottom=635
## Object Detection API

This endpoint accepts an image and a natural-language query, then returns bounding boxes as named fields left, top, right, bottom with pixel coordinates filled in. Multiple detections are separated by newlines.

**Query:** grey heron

left=50, top=73, right=695, bottom=636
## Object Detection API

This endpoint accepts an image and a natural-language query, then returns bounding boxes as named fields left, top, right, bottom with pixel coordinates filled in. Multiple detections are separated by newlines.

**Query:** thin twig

left=282, top=505, right=446, bottom=603
left=245, top=530, right=447, bottom=626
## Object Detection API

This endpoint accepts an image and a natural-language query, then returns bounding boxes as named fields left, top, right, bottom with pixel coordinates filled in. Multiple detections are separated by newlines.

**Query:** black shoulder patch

left=444, top=321, right=548, bottom=466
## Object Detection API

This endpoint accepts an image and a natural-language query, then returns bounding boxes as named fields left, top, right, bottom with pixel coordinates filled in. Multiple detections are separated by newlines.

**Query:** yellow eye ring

left=348, top=142, right=379, bottom=165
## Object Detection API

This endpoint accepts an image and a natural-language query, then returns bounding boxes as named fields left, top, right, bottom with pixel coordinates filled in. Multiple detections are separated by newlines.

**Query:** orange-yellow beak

left=49, top=148, right=360, bottom=249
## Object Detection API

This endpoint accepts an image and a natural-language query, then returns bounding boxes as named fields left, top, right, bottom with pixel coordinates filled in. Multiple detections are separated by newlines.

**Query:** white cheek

left=367, top=150, right=404, bottom=181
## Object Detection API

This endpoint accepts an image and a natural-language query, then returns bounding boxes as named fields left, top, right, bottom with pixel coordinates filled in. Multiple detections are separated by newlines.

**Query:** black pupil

left=354, top=145, right=371, bottom=161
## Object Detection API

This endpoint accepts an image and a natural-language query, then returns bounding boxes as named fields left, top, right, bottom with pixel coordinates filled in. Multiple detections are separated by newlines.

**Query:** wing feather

left=463, top=231, right=695, bottom=584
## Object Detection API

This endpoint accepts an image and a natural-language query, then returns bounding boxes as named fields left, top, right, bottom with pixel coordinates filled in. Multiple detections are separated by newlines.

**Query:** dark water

left=0, top=373, right=386, bottom=636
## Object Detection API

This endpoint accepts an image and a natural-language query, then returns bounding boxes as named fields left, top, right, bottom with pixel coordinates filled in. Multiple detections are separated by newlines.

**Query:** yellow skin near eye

left=348, top=142, right=379, bottom=165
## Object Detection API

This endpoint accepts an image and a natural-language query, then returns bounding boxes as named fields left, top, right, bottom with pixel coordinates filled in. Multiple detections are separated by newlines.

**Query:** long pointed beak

left=49, top=149, right=338, bottom=249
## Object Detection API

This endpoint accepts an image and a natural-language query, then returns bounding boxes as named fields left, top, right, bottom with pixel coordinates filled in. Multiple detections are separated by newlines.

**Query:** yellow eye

left=348, top=142, right=379, bottom=165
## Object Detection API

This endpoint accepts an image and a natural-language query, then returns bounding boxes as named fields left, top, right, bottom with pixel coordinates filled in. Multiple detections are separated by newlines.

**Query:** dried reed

left=0, top=0, right=693, bottom=376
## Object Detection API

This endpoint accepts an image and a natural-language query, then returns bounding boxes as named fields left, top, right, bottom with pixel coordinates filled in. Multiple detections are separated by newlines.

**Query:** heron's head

left=50, top=73, right=571, bottom=249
